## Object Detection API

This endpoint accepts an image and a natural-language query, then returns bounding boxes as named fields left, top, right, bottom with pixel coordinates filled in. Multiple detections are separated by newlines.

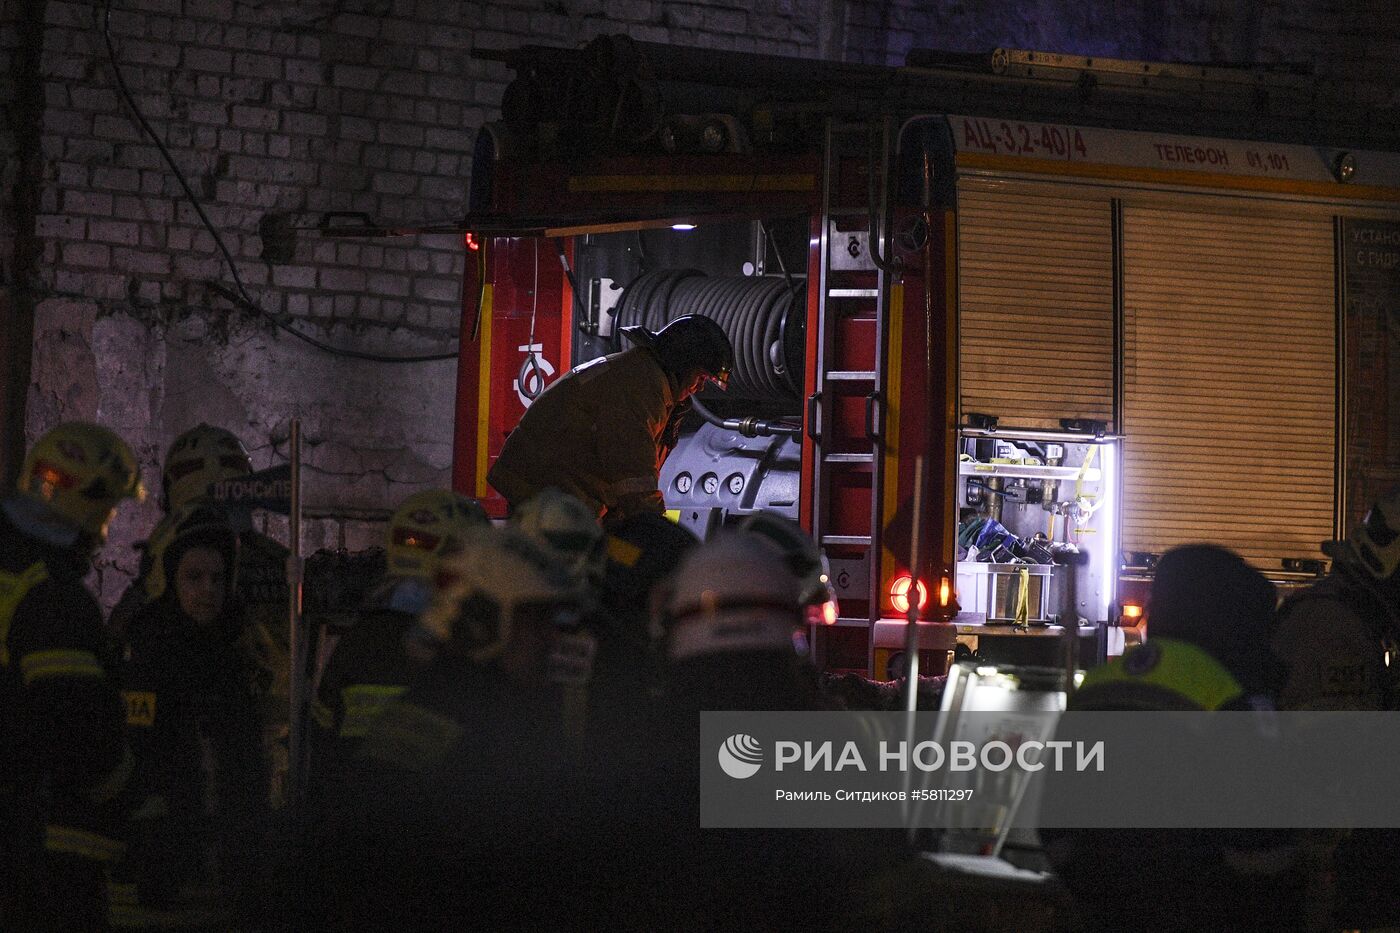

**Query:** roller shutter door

left=1121, top=205, right=1336, bottom=567
left=957, top=179, right=1115, bottom=430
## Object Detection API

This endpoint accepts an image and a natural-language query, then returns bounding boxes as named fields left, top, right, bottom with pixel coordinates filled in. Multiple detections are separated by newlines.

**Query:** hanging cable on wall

left=100, top=0, right=458, bottom=364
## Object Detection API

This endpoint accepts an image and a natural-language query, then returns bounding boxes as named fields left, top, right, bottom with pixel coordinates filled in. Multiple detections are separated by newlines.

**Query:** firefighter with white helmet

left=644, top=531, right=902, bottom=931
left=311, top=524, right=592, bottom=931
left=488, top=314, right=734, bottom=524
left=310, top=489, right=488, bottom=790
left=509, top=487, right=606, bottom=585
left=1, top=422, right=143, bottom=930
left=739, top=511, right=840, bottom=628
left=1274, top=491, right=1400, bottom=929
left=1275, top=490, right=1400, bottom=711
left=655, top=529, right=820, bottom=708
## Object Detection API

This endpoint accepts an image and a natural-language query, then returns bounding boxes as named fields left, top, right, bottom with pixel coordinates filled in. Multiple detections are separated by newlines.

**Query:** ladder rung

left=824, top=452, right=874, bottom=464
left=826, top=370, right=876, bottom=382
left=828, top=288, right=879, bottom=298
left=822, top=534, right=873, bottom=546
left=828, top=616, right=874, bottom=628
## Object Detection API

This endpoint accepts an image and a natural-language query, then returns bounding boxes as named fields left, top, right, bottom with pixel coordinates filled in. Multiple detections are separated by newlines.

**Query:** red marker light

left=465, top=232, right=480, bottom=251
left=889, top=574, right=928, bottom=614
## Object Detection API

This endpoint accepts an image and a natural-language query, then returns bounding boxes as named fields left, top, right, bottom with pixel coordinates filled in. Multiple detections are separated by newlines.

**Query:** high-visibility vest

left=1073, top=637, right=1246, bottom=711
left=0, top=562, right=50, bottom=667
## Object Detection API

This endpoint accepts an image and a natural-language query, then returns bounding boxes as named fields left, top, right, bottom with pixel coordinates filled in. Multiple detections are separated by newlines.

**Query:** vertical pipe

left=287, top=419, right=304, bottom=807
left=1, top=0, right=47, bottom=488
left=901, top=455, right=926, bottom=713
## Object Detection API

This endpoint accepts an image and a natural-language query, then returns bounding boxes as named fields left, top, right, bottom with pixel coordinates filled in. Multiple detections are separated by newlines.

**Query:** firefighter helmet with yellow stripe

left=385, top=489, right=489, bottom=582
left=18, top=422, right=144, bottom=541
left=161, top=424, right=252, bottom=512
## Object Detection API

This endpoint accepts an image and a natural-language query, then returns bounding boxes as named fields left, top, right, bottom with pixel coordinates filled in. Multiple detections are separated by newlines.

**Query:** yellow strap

left=0, top=562, right=50, bottom=667
left=339, top=683, right=409, bottom=739
left=1014, top=567, right=1030, bottom=627
left=606, top=535, right=643, bottom=568
left=1073, top=445, right=1099, bottom=503
left=45, top=824, right=126, bottom=861
left=21, top=648, right=104, bottom=684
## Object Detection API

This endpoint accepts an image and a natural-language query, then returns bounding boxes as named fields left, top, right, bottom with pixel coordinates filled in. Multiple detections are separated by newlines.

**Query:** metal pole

left=286, top=419, right=305, bottom=808
left=900, top=456, right=926, bottom=839
left=902, top=455, right=926, bottom=712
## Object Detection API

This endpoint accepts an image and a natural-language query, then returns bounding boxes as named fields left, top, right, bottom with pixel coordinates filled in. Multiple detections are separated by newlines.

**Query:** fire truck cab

left=452, top=37, right=1400, bottom=680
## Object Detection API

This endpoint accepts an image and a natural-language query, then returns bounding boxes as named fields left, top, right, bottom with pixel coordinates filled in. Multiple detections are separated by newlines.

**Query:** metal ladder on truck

left=809, top=118, right=897, bottom=677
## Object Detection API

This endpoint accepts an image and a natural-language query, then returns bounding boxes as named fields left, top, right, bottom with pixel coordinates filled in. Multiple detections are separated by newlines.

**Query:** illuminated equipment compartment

left=953, top=427, right=1119, bottom=666
left=569, top=220, right=811, bottom=532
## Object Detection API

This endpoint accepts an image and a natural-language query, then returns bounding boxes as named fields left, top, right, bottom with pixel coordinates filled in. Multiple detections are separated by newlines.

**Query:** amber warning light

left=1121, top=603, right=1144, bottom=622
left=889, top=575, right=928, bottom=614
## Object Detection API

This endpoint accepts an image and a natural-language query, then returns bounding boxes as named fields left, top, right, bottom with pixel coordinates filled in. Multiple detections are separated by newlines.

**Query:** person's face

left=679, top=367, right=708, bottom=400
left=175, top=546, right=226, bottom=626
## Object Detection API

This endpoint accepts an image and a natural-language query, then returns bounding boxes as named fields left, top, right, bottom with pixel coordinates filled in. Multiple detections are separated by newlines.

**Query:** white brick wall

left=22, top=0, right=827, bottom=604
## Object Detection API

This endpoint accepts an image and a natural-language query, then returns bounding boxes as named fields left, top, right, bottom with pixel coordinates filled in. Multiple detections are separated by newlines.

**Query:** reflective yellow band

left=45, top=824, right=125, bottom=862
left=339, top=684, right=408, bottom=739
left=21, top=648, right=104, bottom=684
left=358, top=701, right=462, bottom=773
left=0, top=562, right=49, bottom=667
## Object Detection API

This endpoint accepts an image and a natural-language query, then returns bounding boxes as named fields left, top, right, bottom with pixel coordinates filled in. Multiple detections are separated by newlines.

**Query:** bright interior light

left=889, top=574, right=928, bottom=614
left=1098, top=441, right=1117, bottom=623
left=671, top=223, right=697, bottom=231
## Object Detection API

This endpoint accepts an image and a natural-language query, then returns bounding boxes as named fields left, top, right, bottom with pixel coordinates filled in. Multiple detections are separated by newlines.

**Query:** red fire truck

left=448, top=37, right=1400, bottom=678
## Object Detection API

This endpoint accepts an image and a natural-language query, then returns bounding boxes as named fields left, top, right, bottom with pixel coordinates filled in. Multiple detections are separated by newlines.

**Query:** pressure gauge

left=675, top=473, right=693, bottom=494
left=701, top=473, right=719, bottom=495
left=727, top=474, right=745, bottom=495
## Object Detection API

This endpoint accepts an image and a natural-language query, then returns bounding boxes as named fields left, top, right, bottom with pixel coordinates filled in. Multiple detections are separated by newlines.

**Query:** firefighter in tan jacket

left=488, top=315, right=733, bottom=523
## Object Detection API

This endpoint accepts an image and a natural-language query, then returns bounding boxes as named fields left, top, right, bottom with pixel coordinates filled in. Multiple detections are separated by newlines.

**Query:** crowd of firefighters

left=4, top=312, right=1400, bottom=931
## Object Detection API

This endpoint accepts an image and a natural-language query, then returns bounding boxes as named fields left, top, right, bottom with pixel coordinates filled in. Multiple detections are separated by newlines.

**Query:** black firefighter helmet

left=621, top=314, right=733, bottom=390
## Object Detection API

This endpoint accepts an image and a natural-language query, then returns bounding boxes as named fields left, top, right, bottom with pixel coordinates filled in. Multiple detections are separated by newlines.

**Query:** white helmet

left=419, top=525, right=584, bottom=664
left=659, top=530, right=802, bottom=661
left=1334, top=490, right=1400, bottom=581
left=510, top=487, right=604, bottom=581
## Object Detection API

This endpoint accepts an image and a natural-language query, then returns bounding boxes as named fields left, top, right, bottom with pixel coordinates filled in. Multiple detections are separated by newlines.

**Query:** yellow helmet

left=144, top=503, right=238, bottom=602
left=161, top=424, right=252, bottom=512
left=385, top=489, right=489, bottom=582
left=18, top=421, right=145, bottom=541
